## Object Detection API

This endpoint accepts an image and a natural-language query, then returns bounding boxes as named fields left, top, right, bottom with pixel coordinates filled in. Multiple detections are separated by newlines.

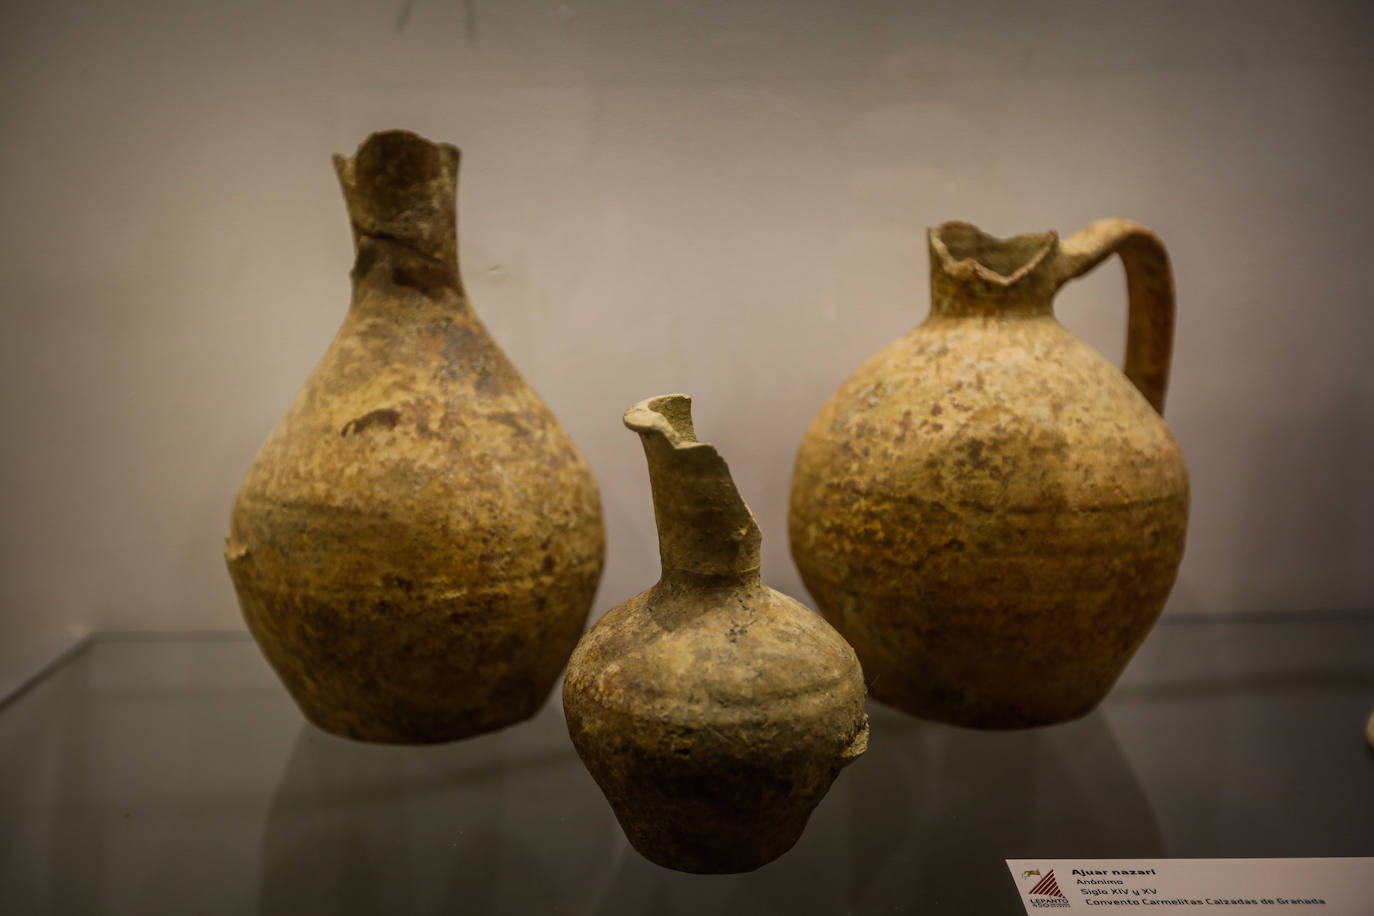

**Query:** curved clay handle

left=1055, top=219, right=1175, bottom=414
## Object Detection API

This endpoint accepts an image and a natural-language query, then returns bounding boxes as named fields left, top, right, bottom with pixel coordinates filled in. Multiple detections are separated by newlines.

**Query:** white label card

left=1006, top=858, right=1373, bottom=914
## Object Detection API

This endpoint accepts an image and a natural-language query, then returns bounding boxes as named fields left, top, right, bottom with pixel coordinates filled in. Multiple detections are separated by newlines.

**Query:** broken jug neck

left=334, top=129, right=464, bottom=294
left=928, top=221, right=1060, bottom=318
left=624, top=395, right=762, bottom=587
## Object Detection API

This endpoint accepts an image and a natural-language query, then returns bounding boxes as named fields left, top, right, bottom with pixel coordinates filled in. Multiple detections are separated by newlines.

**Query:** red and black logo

left=1029, top=870, right=1067, bottom=899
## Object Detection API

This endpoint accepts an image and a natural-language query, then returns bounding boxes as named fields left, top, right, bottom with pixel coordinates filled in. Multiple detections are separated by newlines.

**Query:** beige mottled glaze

left=790, top=220, right=1189, bottom=728
left=564, top=395, right=869, bottom=873
left=225, top=130, right=605, bottom=743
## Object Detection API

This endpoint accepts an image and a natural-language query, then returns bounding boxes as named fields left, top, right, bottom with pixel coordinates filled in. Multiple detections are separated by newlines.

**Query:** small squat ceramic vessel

left=225, top=130, right=605, bottom=743
left=790, top=219, right=1189, bottom=728
left=564, top=394, right=869, bottom=874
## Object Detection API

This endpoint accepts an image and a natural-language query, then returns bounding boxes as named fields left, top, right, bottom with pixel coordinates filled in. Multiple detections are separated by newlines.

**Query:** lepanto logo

left=1025, top=869, right=1070, bottom=908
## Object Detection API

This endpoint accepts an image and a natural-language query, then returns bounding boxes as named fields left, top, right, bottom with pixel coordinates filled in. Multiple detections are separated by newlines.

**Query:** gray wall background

left=2, top=0, right=1372, bottom=677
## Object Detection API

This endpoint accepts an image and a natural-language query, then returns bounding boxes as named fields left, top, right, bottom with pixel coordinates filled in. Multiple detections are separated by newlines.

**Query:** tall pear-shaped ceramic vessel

left=225, top=130, right=606, bottom=743
left=564, top=395, right=869, bottom=874
left=790, top=220, right=1188, bottom=728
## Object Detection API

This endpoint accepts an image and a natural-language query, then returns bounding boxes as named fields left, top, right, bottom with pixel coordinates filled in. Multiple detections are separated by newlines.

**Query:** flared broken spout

left=928, top=221, right=1059, bottom=316
left=624, top=395, right=762, bottom=582
left=333, top=129, right=461, bottom=272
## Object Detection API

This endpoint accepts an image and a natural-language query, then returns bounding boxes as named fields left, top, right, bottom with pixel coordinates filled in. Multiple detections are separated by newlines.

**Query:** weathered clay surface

left=226, top=130, right=605, bottom=743
left=790, top=220, right=1189, bottom=728
left=564, top=395, right=868, bottom=873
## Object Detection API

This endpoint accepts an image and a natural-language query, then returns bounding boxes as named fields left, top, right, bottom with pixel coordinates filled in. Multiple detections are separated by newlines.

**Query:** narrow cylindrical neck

left=624, top=395, right=762, bottom=585
left=928, top=222, right=1059, bottom=318
left=334, top=130, right=463, bottom=292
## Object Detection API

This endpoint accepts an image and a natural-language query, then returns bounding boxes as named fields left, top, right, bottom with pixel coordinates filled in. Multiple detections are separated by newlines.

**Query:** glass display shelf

left=2, top=613, right=1371, bottom=914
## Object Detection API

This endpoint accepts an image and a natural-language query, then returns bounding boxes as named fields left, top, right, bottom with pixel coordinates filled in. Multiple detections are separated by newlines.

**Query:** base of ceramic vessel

left=868, top=679, right=1102, bottom=730
left=252, top=640, right=572, bottom=744
left=293, top=691, right=549, bottom=744
left=566, top=709, right=842, bottom=873
left=854, top=637, right=1119, bottom=729
left=613, top=806, right=810, bottom=874
left=231, top=568, right=597, bottom=744
left=799, top=576, right=1150, bottom=729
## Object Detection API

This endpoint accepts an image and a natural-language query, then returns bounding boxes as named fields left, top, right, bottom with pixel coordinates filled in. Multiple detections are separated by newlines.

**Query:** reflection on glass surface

left=261, top=721, right=620, bottom=914
left=1, top=617, right=1372, bottom=914
left=840, top=708, right=1163, bottom=912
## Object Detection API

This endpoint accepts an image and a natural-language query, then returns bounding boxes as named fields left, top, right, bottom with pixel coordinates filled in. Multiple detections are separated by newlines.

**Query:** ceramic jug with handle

left=789, top=219, right=1188, bottom=728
